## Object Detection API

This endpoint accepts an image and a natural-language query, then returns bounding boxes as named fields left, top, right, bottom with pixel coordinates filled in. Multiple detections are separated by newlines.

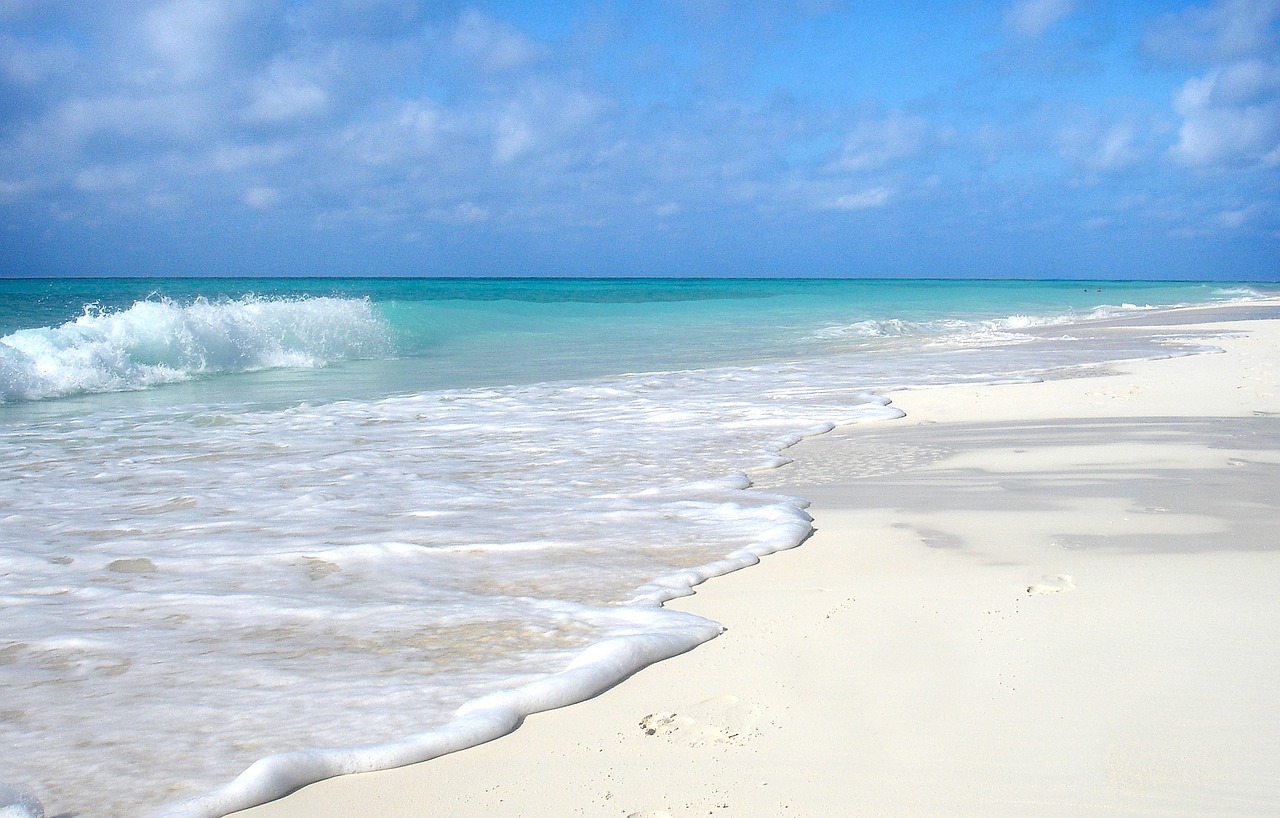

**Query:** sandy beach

left=235, top=308, right=1280, bottom=818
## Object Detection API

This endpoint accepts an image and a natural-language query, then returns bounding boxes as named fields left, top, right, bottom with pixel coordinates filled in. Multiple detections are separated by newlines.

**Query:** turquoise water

left=0, top=278, right=1275, bottom=818
left=0, top=278, right=1257, bottom=404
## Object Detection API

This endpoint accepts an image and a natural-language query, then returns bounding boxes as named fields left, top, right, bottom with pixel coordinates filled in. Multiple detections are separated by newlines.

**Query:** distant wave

left=0, top=296, right=390, bottom=402
left=810, top=302, right=1168, bottom=345
left=809, top=313, right=1072, bottom=342
left=1212, top=285, right=1271, bottom=299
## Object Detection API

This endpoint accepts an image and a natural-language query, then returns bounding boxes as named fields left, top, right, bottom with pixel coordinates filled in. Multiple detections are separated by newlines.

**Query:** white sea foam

left=811, top=314, right=1053, bottom=345
left=0, top=784, right=43, bottom=818
left=811, top=303, right=1178, bottom=349
left=1213, top=286, right=1269, bottom=299
left=0, top=296, right=389, bottom=402
left=810, top=318, right=920, bottom=339
left=0, top=354, right=903, bottom=817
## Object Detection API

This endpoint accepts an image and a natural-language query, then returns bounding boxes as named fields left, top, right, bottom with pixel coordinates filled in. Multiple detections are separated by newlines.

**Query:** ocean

left=0, top=277, right=1274, bottom=818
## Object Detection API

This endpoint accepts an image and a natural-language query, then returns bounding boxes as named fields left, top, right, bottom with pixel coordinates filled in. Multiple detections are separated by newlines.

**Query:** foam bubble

left=0, top=784, right=43, bottom=818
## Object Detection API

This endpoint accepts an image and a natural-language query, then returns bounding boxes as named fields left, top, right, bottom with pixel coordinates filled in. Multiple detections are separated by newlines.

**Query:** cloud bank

left=0, top=0, right=1275, bottom=278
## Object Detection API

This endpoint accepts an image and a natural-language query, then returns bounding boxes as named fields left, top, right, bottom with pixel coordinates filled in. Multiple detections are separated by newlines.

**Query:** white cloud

left=0, top=33, right=76, bottom=87
left=450, top=201, right=490, bottom=222
left=3, top=0, right=1271, bottom=278
left=0, top=178, right=33, bottom=197
left=823, top=186, right=893, bottom=210
left=339, top=100, right=450, bottom=166
left=0, top=0, right=41, bottom=19
left=74, top=165, right=139, bottom=193
left=1217, top=203, right=1262, bottom=227
left=1003, top=0, right=1077, bottom=41
left=1056, top=118, right=1147, bottom=172
left=493, top=111, right=536, bottom=164
left=489, top=84, right=606, bottom=165
left=243, top=186, right=281, bottom=209
left=1170, top=59, right=1280, bottom=167
left=243, top=78, right=329, bottom=123
left=835, top=112, right=928, bottom=171
left=450, top=9, right=545, bottom=73
left=206, top=142, right=293, bottom=173
left=50, top=93, right=216, bottom=144
left=1090, top=125, right=1141, bottom=169
left=140, top=0, right=247, bottom=85
left=1144, top=0, right=1279, bottom=64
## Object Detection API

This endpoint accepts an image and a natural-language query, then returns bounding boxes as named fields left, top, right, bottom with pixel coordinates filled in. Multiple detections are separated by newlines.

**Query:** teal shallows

left=1, top=278, right=1274, bottom=406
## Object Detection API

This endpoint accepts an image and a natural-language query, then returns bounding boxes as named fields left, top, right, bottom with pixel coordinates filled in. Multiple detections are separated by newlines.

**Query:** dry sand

left=236, top=311, right=1280, bottom=818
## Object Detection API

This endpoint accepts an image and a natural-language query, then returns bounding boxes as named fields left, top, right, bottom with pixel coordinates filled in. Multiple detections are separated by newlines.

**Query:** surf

left=0, top=296, right=390, bottom=403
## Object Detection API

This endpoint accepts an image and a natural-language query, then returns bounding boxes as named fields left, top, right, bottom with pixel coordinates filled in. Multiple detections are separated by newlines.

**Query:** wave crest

left=0, top=296, right=390, bottom=402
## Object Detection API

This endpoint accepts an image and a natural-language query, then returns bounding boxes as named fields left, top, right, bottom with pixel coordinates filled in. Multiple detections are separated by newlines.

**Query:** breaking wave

left=809, top=302, right=1165, bottom=345
left=0, top=296, right=390, bottom=402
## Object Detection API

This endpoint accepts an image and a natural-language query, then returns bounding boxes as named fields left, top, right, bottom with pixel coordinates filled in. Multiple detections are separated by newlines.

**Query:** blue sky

left=0, top=0, right=1277, bottom=278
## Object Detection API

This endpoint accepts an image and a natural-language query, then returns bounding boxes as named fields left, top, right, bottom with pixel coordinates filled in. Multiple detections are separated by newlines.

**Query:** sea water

left=0, top=278, right=1274, bottom=817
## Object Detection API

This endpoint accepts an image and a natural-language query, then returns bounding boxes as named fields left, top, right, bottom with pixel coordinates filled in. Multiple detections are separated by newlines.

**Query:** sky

left=0, top=0, right=1277, bottom=279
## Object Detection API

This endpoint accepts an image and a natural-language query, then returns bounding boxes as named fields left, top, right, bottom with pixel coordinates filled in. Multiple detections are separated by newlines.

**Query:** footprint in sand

left=638, top=712, right=691, bottom=737
left=1026, top=573, right=1075, bottom=595
left=639, top=695, right=764, bottom=747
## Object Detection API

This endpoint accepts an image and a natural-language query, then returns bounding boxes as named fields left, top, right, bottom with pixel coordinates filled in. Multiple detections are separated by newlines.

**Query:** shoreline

left=235, top=308, right=1280, bottom=817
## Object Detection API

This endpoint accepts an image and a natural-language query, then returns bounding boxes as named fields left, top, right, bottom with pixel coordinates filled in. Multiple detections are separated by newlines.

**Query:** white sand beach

left=236, top=309, right=1280, bottom=818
